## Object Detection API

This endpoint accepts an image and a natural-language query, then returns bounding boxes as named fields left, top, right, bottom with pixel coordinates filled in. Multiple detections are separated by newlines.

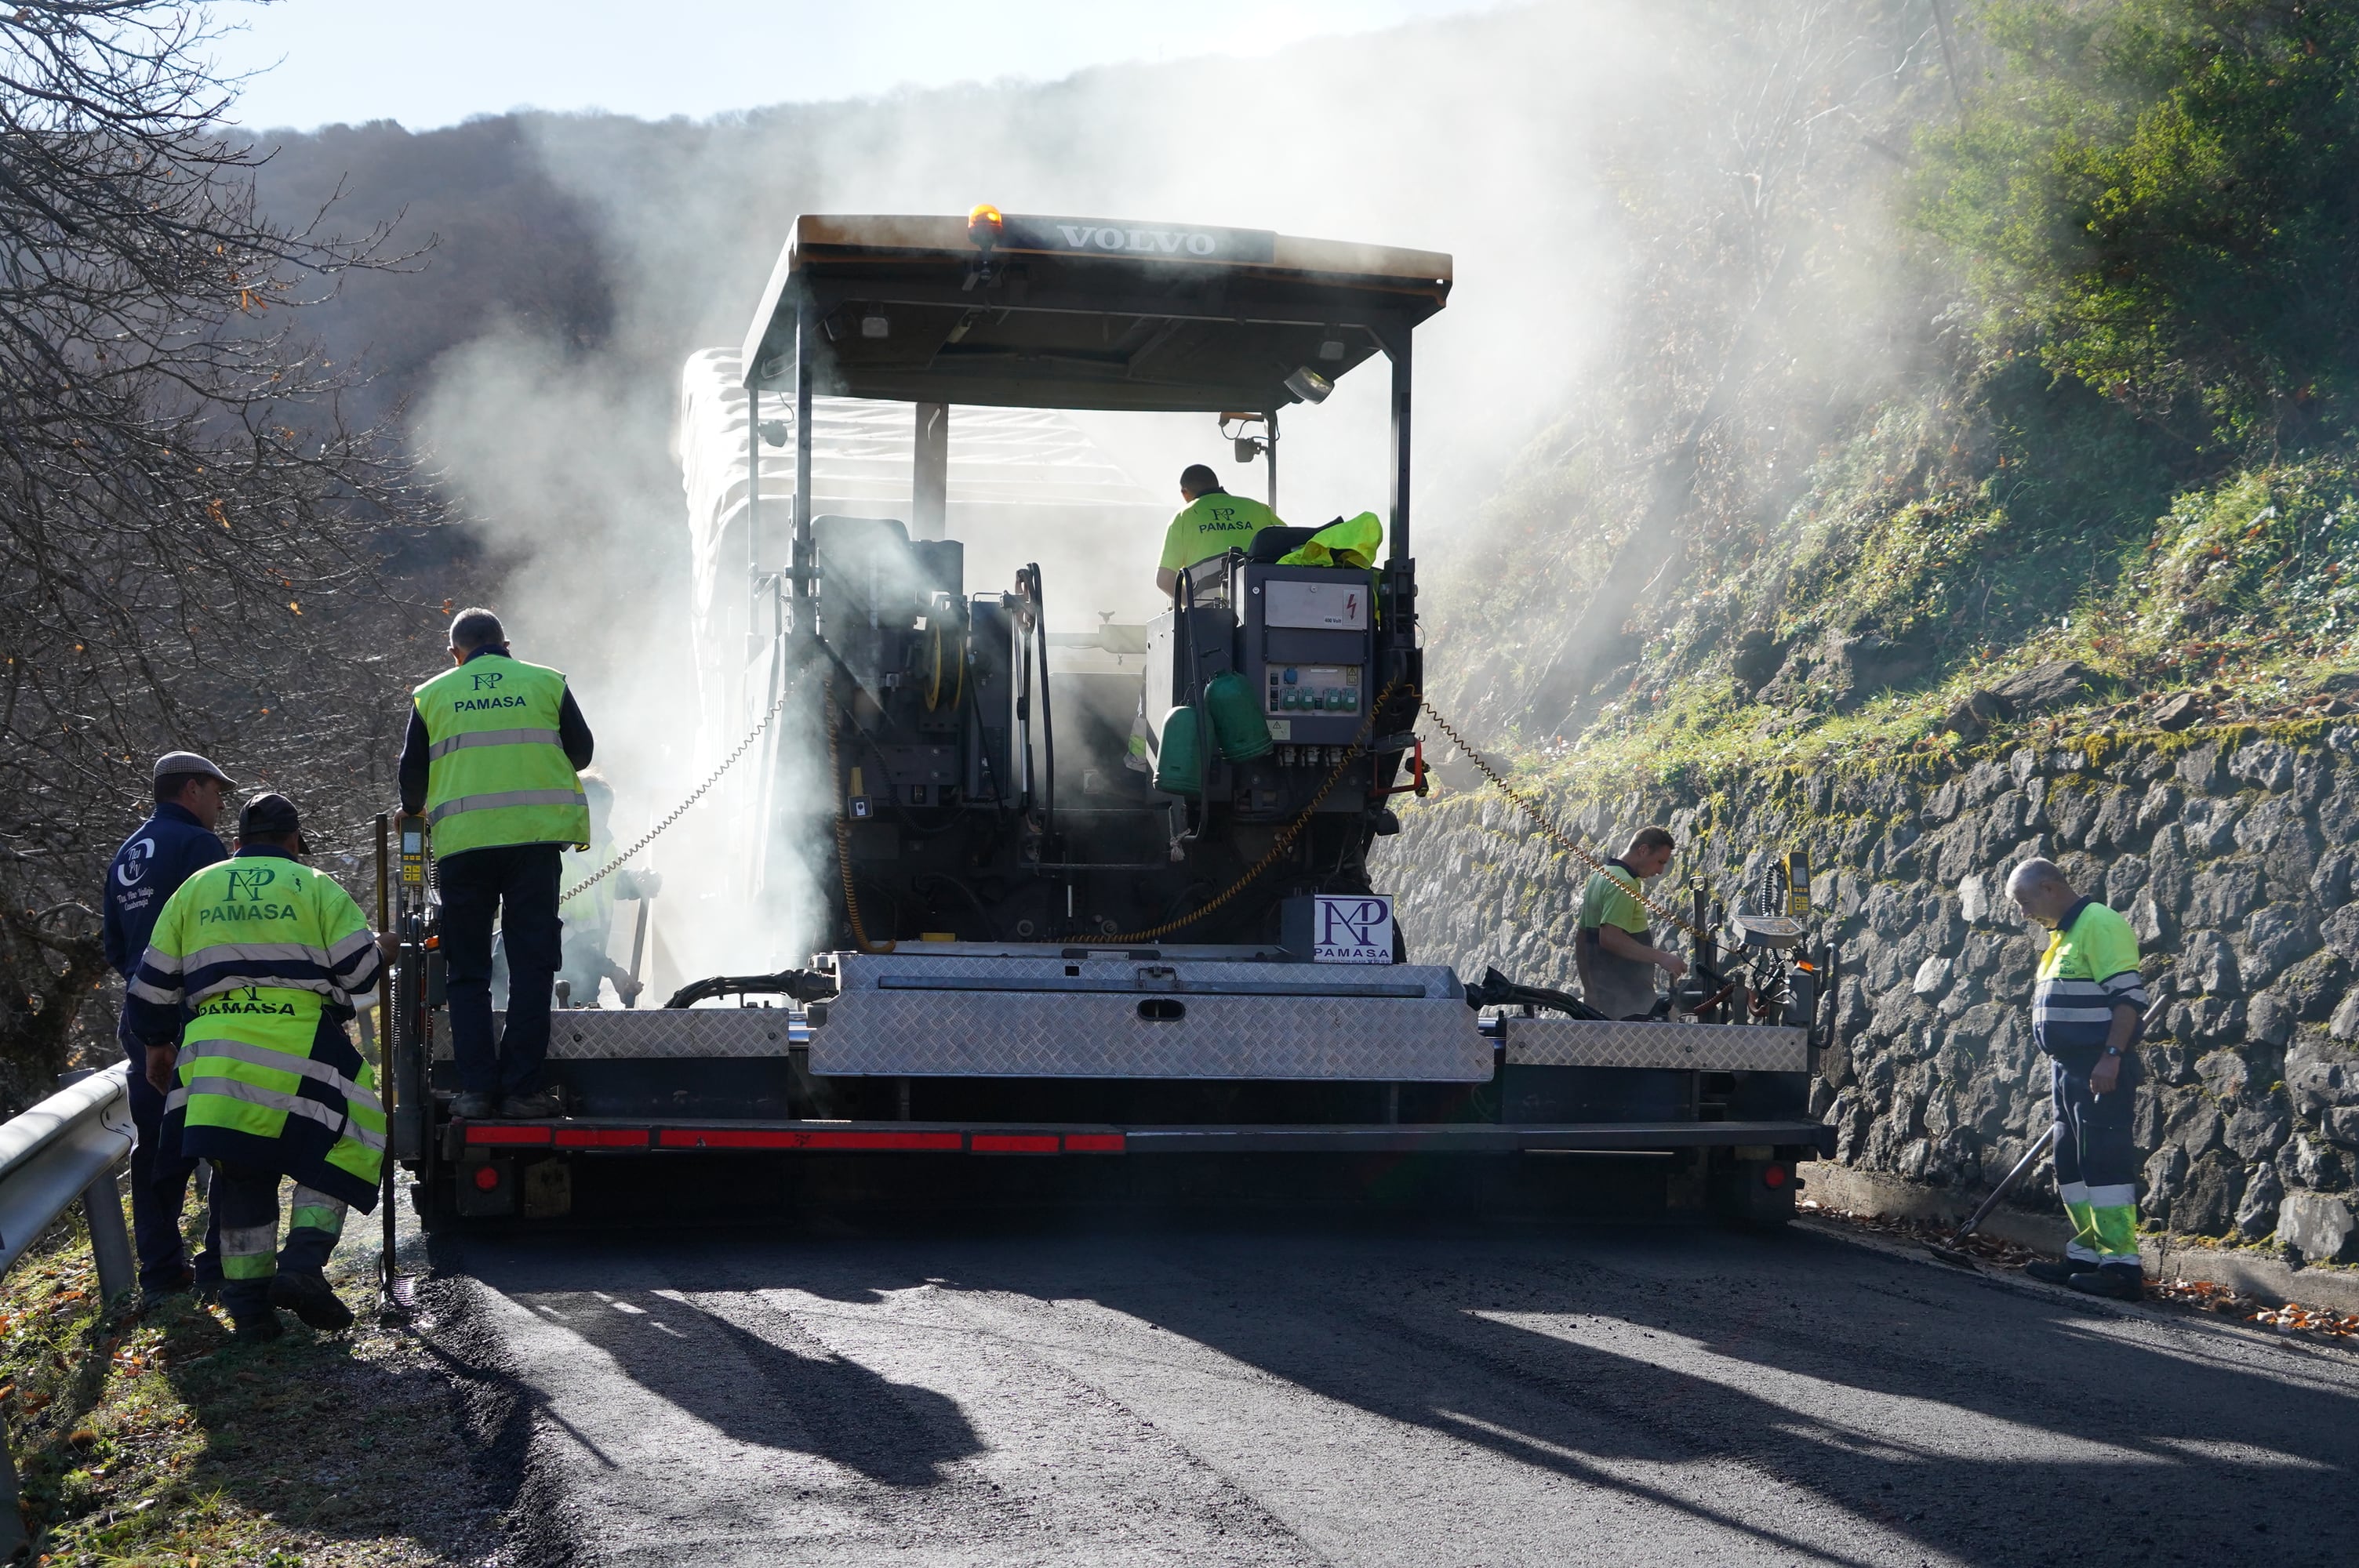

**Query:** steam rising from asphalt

left=409, top=1, right=1871, bottom=987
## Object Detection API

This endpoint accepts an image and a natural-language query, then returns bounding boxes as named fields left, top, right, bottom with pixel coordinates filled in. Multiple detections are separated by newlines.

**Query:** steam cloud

left=408, top=1, right=1883, bottom=988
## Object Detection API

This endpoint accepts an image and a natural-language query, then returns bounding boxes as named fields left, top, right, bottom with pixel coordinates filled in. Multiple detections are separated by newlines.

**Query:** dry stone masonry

left=1375, top=727, right=2359, bottom=1265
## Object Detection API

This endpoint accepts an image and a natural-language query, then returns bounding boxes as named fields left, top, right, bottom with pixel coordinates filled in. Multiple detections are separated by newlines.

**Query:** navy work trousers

left=120, top=1036, right=219, bottom=1292
left=440, top=843, right=564, bottom=1097
left=2050, top=1049, right=2143, bottom=1268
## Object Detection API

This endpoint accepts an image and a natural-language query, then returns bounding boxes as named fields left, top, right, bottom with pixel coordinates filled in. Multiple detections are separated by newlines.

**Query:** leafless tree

left=0, top=1, right=444, bottom=1103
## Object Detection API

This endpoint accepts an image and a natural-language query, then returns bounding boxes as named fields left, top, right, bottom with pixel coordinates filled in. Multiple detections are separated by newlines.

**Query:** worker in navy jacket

left=102, top=752, right=233, bottom=1307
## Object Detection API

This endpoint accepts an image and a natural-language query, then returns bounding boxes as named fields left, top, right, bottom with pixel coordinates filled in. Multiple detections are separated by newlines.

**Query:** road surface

left=439, top=1217, right=2359, bottom=1566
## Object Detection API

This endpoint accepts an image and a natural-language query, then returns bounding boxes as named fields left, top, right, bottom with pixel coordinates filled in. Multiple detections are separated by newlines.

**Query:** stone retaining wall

left=1372, top=728, right=2359, bottom=1265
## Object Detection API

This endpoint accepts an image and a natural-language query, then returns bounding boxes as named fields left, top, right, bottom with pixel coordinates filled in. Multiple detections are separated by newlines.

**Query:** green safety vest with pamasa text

left=414, top=653, right=591, bottom=856
left=1159, top=491, right=1285, bottom=574
left=129, top=848, right=387, bottom=1210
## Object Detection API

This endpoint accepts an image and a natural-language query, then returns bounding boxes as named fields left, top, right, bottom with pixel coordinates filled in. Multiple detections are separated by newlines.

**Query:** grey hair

left=449, top=605, right=506, bottom=652
left=2006, top=856, right=2072, bottom=895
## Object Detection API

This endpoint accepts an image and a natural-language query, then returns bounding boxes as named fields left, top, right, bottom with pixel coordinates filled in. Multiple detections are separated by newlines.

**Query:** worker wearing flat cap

left=125, top=793, right=396, bottom=1341
left=102, top=752, right=234, bottom=1309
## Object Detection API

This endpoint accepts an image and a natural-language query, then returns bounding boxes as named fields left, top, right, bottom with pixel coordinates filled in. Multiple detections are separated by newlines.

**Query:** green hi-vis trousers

left=213, top=1161, right=347, bottom=1319
left=2051, top=1054, right=2141, bottom=1273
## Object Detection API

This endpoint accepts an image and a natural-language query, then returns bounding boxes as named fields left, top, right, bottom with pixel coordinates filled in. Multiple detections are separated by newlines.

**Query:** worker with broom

left=2005, top=856, right=2150, bottom=1301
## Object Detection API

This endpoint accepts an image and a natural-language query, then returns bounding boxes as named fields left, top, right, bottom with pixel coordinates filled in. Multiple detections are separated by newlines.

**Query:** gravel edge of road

left=1794, top=1211, right=2359, bottom=1363
left=413, top=1260, right=579, bottom=1568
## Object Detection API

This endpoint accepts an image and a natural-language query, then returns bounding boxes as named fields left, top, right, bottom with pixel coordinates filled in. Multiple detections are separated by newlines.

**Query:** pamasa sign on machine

left=1282, top=895, right=1394, bottom=964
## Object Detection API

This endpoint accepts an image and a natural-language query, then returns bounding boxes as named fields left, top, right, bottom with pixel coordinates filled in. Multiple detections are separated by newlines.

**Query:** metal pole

left=0, top=1441, right=24, bottom=1559
left=56, top=1068, right=134, bottom=1301
left=81, top=1171, right=133, bottom=1303
left=794, top=296, right=816, bottom=599
left=627, top=895, right=651, bottom=1008
left=913, top=401, right=948, bottom=540
left=374, top=814, right=398, bottom=1297
left=1387, top=335, right=1412, bottom=567
left=747, top=383, right=761, bottom=583
left=1265, top=408, right=1279, bottom=510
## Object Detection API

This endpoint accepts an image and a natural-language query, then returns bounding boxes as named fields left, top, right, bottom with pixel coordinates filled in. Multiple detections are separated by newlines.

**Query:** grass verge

left=1, top=1187, right=498, bottom=1566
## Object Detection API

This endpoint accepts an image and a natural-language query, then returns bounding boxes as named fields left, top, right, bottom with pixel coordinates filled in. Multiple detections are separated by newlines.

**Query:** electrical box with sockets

left=1237, top=562, right=1374, bottom=753
left=1266, top=663, right=1361, bottom=714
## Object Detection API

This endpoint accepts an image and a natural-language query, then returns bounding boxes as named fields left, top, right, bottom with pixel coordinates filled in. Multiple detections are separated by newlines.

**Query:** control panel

left=1265, top=663, right=1363, bottom=714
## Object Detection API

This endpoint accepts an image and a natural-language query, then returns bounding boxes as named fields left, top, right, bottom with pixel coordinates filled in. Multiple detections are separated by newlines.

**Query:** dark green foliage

left=1921, top=0, right=2359, bottom=453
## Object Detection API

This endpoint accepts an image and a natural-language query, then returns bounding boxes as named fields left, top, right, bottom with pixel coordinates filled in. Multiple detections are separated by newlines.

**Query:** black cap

left=237, top=793, right=302, bottom=839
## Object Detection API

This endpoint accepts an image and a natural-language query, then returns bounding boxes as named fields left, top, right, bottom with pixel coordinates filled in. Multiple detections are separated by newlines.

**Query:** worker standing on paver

left=398, top=607, right=594, bottom=1118
left=2005, top=856, right=2149, bottom=1301
left=1575, top=827, right=1688, bottom=1021
left=102, top=752, right=233, bottom=1310
left=124, top=793, right=394, bottom=1341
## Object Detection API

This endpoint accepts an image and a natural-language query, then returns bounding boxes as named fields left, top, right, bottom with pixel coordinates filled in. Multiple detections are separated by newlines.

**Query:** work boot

left=140, top=1265, right=197, bottom=1313
left=2066, top=1265, right=2144, bottom=1301
left=230, top=1308, right=285, bottom=1345
left=451, top=1091, right=496, bottom=1120
left=270, top=1269, right=356, bottom=1332
left=499, top=1087, right=562, bottom=1119
left=2023, top=1258, right=2083, bottom=1285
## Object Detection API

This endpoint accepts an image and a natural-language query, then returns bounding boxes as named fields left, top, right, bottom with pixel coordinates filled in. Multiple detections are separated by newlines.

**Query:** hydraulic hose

left=663, top=968, right=836, bottom=1011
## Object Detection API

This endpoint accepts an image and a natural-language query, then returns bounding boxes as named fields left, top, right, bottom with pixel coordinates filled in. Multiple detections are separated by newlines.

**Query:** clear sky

left=207, top=0, right=1500, bottom=132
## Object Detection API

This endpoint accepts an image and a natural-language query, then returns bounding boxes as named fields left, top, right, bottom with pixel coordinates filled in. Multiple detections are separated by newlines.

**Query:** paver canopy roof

left=740, top=212, right=1452, bottom=413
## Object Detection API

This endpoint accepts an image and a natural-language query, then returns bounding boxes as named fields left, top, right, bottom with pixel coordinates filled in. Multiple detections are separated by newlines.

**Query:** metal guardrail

left=0, top=1064, right=136, bottom=1290
left=0, top=1062, right=140, bottom=1558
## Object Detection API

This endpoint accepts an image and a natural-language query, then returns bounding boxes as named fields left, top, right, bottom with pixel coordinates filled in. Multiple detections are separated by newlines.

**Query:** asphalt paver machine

left=387, top=210, right=1835, bottom=1225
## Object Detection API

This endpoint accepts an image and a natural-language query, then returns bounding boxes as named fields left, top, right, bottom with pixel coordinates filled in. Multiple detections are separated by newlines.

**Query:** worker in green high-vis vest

left=398, top=607, right=594, bottom=1120
left=125, top=793, right=395, bottom=1341
left=1152, top=463, right=1284, bottom=597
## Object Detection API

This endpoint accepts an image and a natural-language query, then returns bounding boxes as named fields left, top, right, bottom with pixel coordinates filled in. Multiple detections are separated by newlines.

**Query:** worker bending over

left=2005, top=856, right=2148, bottom=1301
left=1576, top=827, right=1689, bottom=1021
left=125, top=793, right=394, bottom=1341
left=400, top=607, right=594, bottom=1119
left=1154, top=463, right=1283, bottom=597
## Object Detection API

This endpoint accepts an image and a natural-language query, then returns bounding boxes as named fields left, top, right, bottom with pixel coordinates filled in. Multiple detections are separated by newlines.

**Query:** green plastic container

left=1203, top=671, right=1274, bottom=760
left=1153, top=705, right=1204, bottom=797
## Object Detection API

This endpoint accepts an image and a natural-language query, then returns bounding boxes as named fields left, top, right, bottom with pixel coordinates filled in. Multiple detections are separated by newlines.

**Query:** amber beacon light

left=967, top=203, right=1004, bottom=252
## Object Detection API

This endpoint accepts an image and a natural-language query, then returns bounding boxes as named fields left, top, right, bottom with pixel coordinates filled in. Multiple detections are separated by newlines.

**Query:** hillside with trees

left=11, top=0, right=2353, bottom=1091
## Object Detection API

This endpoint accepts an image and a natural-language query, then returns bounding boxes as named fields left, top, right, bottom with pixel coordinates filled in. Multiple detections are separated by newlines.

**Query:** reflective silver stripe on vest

left=126, top=976, right=180, bottom=1005
left=184, top=940, right=338, bottom=973
left=425, top=726, right=565, bottom=761
left=182, top=1036, right=385, bottom=1115
left=427, top=787, right=587, bottom=824
left=166, top=1075, right=388, bottom=1152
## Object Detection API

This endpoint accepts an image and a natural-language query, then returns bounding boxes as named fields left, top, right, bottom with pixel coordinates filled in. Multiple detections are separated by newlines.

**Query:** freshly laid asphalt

left=436, top=1214, right=2359, bottom=1566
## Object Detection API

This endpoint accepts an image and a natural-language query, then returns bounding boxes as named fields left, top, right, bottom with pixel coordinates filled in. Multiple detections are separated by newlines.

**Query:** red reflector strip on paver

left=972, top=1134, right=1060, bottom=1154
left=463, top=1125, right=551, bottom=1145
left=656, top=1128, right=963, bottom=1151
left=554, top=1127, right=649, bottom=1149
left=1062, top=1134, right=1126, bottom=1153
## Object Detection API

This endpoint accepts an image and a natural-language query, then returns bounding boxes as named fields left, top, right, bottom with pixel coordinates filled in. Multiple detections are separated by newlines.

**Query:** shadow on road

left=453, top=1213, right=2359, bottom=1566
left=513, top=1283, right=981, bottom=1486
